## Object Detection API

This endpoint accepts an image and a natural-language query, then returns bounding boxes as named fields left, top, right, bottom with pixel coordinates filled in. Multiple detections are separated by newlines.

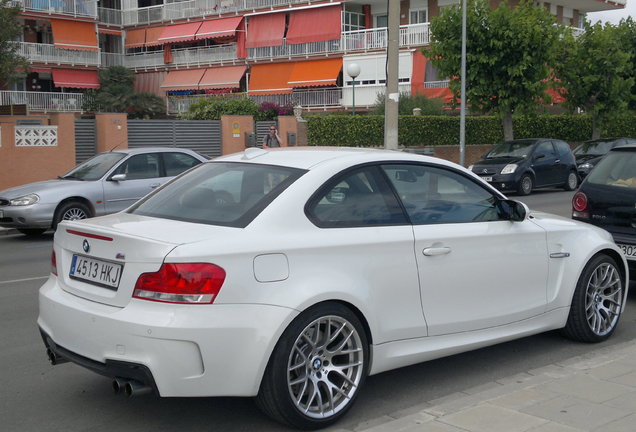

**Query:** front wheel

left=562, top=254, right=625, bottom=343
left=516, top=174, right=533, bottom=196
left=53, top=201, right=91, bottom=230
left=256, top=303, right=369, bottom=429
left=563, top=171, right=578, bottom=191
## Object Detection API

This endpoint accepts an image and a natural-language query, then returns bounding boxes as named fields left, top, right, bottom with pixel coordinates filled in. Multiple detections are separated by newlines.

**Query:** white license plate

left=69, top=254, right=123, bottom=290
left=482, top=176, right=493, bottom=182
left=616, top=243, right=636, bottom=261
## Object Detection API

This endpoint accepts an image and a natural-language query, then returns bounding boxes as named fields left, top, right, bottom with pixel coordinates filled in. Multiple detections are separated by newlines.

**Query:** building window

left=376, top=15, right=388, bottom=28
left=410, top=9, right=428, bottom=24
left=343, top=11, right=365, bottom=32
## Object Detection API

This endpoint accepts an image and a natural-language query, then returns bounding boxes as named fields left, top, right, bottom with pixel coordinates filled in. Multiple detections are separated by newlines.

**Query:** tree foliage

left=555, top=22, right=633, bottom=139
left=0, top=0, right=28, bottom=87
left=426, top=0, right=563, bottom=140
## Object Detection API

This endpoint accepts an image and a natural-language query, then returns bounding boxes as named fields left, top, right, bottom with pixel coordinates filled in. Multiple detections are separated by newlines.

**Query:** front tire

left=53, top=201, right=91, bottom=230
left=256, top=303, right=369, bottom=429
left=562, top=254, right=624, bottom=343
left=563, top=171, right=578, bottom=191
left=516, top=174, right=533, bottom=196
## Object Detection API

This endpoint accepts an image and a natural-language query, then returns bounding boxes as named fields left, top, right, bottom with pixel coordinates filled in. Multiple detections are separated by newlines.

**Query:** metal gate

left=75, top=119, right=97, bottom=164
left=127, top=120, right=221, bottom=158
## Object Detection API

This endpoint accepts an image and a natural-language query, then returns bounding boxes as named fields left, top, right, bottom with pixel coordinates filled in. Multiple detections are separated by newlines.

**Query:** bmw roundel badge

left=83, top=239, right=90, bottom=253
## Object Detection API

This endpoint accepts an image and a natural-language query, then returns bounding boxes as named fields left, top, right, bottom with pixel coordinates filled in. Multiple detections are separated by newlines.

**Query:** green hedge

left=306, top=114, right=636, bottom=147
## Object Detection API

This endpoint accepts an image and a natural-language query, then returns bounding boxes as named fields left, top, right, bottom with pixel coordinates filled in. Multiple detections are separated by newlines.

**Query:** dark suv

left=573, top=144, right=636, bottom=275
left=574, top=137, right=636, bottom=179
left=469, top=138, right=578, bottom=195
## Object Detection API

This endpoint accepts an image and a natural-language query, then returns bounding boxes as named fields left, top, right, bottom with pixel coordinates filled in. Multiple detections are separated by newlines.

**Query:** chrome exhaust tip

left=112, top=378, right=129, bottom=395
left=124, top=380, right=152, bottom=397
left=46, top=348, right=68, bottom=365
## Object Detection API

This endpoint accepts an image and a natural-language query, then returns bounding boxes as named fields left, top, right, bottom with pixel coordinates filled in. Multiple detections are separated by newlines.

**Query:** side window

left=163, top=152, right=201, bottom=177
left=534, top=142, right=556, bottom=158
left=554, top=141, right=572, bottom=157
left=113, top=154, right=160, bottom=180
left=306, top=166, right=407, bottom=227
left=381, top=164, right=503, bottom=224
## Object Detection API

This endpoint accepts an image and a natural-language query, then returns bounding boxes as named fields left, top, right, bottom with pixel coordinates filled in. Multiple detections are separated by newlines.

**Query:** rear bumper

left=38, top=276, right=298, bottom=397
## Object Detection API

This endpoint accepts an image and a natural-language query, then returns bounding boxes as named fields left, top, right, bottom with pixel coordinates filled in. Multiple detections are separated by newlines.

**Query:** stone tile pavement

left=333, top=341, right=636, bottom=432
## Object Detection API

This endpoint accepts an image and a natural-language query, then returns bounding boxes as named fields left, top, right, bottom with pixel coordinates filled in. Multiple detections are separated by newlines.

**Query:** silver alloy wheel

left=521, top=176, right=532, bottom=194
left=567, top=172, right=578, bottom=189
left=62, top=207, right=88, bottom=221
left=287, top=315, right=364, bottom=419
left=585, top=262, right=623, bottom=336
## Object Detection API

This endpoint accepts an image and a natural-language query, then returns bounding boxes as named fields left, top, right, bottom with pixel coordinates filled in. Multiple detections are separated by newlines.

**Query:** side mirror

left=110, top=174, right=126, bottom=182
left=497, top=199, right=527, bottom=222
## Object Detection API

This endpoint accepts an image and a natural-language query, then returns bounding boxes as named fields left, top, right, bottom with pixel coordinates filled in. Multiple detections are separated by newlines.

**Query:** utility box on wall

left=245, top=132, right=256, bottom=147
left=287, top=132, right=297, bottom=146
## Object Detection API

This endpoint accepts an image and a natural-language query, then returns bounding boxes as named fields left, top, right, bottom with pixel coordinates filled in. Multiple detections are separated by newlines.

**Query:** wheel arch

left=593, top=248, right=629, bottom=299
left=52, top=197, right=95, bottom=228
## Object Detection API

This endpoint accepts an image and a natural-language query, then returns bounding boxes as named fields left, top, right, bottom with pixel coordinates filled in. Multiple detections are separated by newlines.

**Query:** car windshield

left=60, top=152, right=126, bottom=181
left=586, top=151, right=636, bottom=188
left=129, top=162, right=306, bottom=228
left=486, top=140, right=535, bottom=158
left=573, top=140, right=615, bottom=157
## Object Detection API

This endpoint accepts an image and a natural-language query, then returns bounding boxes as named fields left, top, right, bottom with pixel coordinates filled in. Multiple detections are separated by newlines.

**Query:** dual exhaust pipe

left=112, top=377, right=153, bottom=397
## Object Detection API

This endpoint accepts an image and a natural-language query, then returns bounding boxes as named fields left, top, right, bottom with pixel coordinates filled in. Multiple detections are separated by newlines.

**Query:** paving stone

left=526, top=423, right=584, bottom=432
left=585, top=363, right=634, bottom=381
left=520, top=396, right=628, bottom=430
left=598, top=413, right=636, bottom=432
left=528, top=365, right=570, bottom=379
left=489, top=387, right=559, bottom=410
left=603, top=389, right=636, bottom=412
left=439, top=404, right=547, bottom=432
left=607, top=371, right=636, bottom=388
left=355, top=412, right=442, bottom=432
left=540, top=375, right=633, bottom=403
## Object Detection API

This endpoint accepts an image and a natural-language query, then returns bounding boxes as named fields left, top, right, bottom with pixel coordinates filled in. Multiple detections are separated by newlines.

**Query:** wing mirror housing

left=497, top=199, right=528, bottom=222
left=110, top=174, right=127, bottom=182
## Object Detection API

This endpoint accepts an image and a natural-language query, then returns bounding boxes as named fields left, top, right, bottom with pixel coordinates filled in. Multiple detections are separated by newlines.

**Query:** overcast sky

left=587, top=0, right=635, bottom=24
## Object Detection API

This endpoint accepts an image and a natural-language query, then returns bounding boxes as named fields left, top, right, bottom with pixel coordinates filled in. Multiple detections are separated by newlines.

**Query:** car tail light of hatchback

left=133, top=263, right=226, bottom=304
left=51, top=250, right=58, bottom=276
left=572, top=192, right=589, bottom=219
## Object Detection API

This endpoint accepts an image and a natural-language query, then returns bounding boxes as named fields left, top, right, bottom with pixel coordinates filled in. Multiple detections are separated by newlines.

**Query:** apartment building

left=1, top=0, right=626, bottom=114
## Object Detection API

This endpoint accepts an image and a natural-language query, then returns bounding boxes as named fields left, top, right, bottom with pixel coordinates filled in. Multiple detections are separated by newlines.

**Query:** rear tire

left=563, top=171, right=578, bottom=191
left=256, top=303, right=369, bottom=429
left=53, top=201, right=91, bottom=230
left=561, top=254, right=624, bottom=343
left=516, top=174, right=533, bottom=196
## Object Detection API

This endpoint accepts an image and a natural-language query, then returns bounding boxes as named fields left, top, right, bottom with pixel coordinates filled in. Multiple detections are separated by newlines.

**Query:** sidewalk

left=345, top=340, right=636, bottom=432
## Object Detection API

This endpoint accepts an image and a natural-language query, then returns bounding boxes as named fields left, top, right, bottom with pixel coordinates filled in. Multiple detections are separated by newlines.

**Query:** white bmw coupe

left=39, top=147, right=628, bottom=429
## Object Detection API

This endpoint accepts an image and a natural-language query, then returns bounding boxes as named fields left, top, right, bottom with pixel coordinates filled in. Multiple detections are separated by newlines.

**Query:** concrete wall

left=221, top=115, right=254, bottom=155
left=95, top=113, right=128, bottom=152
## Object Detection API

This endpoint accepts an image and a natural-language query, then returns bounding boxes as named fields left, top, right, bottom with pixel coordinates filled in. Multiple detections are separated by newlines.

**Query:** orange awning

left=199, top=65, right=246, bottom=90
left=286, top=5, right=342, bottom=45
left=248, top=62, right=295, bottom=95
left=160, top=69, right=205, bottom=91
left=125, top=29, right=146, bottom=49
left=288, top=58, right=341, bottom=88
left=98, top=28, right=122, bottom=36
left=196, top=16, right=243, bottom=41
left=158, top=22, right=202, bottom=45
left=145, top=27, right=165, bottom=47
left=53, top=69, right=100, bottom=89
left=245, top=13, right=285, bottom=48
left=51, top=19, right=98, bottom=51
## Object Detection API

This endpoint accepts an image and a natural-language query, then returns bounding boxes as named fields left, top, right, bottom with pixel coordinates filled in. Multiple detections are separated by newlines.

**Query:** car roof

left=213, top=147, right=460, bottom=171
left=106, top=147, right=200, bottom=155
left=610, top=144, right=636, bottom=152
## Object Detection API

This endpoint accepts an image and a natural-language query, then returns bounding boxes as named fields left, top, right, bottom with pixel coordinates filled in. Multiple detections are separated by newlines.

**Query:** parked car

left=39, top=147, right=628, bottom=429
left=0, top=148, right=206, bottom=236
left=574, top=138, right=636, bottom=179
left=469, top=138, right=578, bottom=195
left=573, top=144, right=636, bottom=276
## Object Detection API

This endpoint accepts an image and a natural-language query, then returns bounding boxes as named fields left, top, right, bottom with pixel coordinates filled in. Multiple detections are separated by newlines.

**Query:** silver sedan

left=0, top=147, right=206, bottom=236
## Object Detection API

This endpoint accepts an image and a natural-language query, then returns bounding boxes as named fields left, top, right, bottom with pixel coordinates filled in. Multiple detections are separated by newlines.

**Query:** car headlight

left=501, top=164, right=518, bottom=175
left=578, top=163, right=593, bottom=170
left=10, top=193, right=40, bottom=206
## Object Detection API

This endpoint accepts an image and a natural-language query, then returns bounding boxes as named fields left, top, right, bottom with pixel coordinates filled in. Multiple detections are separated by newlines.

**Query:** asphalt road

left=2, top=189, right=634, bottom=432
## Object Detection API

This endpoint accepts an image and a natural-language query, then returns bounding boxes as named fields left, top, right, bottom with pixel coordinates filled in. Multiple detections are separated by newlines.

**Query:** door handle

left=423, top=247, right=451, bottom=256
left=150, top=183, right=161, bottom=189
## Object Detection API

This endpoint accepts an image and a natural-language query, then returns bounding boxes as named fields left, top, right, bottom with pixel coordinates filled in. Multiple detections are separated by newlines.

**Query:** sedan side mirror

left=497, top=199, right=527, bottom=222
left=110, top=174, right=127, bottom=182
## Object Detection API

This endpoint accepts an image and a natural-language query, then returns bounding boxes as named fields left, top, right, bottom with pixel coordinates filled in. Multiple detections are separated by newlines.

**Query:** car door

left=553, top=140, right=573, bottom=183
left=102, top=153, right=163, bottom=213
left=531, top=141, right=559, bottom=186
left=381, top=163, right=548, bottom=336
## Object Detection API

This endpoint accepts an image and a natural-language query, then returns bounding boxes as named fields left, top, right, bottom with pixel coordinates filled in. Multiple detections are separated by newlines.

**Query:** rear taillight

left=133, top=263, right=226, bottom=304
left=51, top=250, right=58, bottom=276
left=572, top=191, right=589, bottom=218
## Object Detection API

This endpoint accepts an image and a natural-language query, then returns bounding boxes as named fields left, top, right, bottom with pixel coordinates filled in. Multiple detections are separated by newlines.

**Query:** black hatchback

left=573, top=144, right=636, bottom=274
left=573, top=137, right=636, bottom=179
left=469, top=138, right=578, bottom=195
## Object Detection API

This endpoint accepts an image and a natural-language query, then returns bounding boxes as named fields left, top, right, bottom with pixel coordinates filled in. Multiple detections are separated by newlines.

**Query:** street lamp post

left=347, top=63, right=361, bottom=115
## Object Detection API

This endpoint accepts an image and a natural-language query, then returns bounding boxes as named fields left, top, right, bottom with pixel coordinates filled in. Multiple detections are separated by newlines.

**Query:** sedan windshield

left=573, top=140, right=615, bottom=156
left=586, top=152, right=636, bottom=188
left=130, top=162, right=306, bottom=227
left=60, top=152, right=126, bottom=181
left=486, top=140, right=535, bottom=158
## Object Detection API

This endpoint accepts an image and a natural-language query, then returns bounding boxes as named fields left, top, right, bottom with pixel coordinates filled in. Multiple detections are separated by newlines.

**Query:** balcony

left=101, top=43, right=237, bottom=70
left=16, top=41, right=101, bottom=67
left=248, top=23, right=430, bottom=60
left=98, top=7, right=122, bottom=25
left=10, top=0, right=97, bottom=19
left=0, top=90, right=89, bottom=112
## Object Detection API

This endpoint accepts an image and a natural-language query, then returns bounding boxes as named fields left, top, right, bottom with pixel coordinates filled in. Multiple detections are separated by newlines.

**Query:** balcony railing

left=248, top=38, right=341, bottom=60
left=101, top=43, right=237, bottom=70
left=424, top=80, right=450, bottom=89
left=98, top=7, right=122, bottom=25
left=0, top=91, right=89, bottom=112
left=16, top=41, right=101, bottom=67
left=10, top=0, right=97, bottom=18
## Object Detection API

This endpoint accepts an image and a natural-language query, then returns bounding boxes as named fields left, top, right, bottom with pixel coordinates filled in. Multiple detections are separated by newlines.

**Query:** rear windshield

left=586, top=151, right=636, bottom=188
left=486, top=140, right=536, bottom=158
left=129, top=162, right=306, bottom=227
